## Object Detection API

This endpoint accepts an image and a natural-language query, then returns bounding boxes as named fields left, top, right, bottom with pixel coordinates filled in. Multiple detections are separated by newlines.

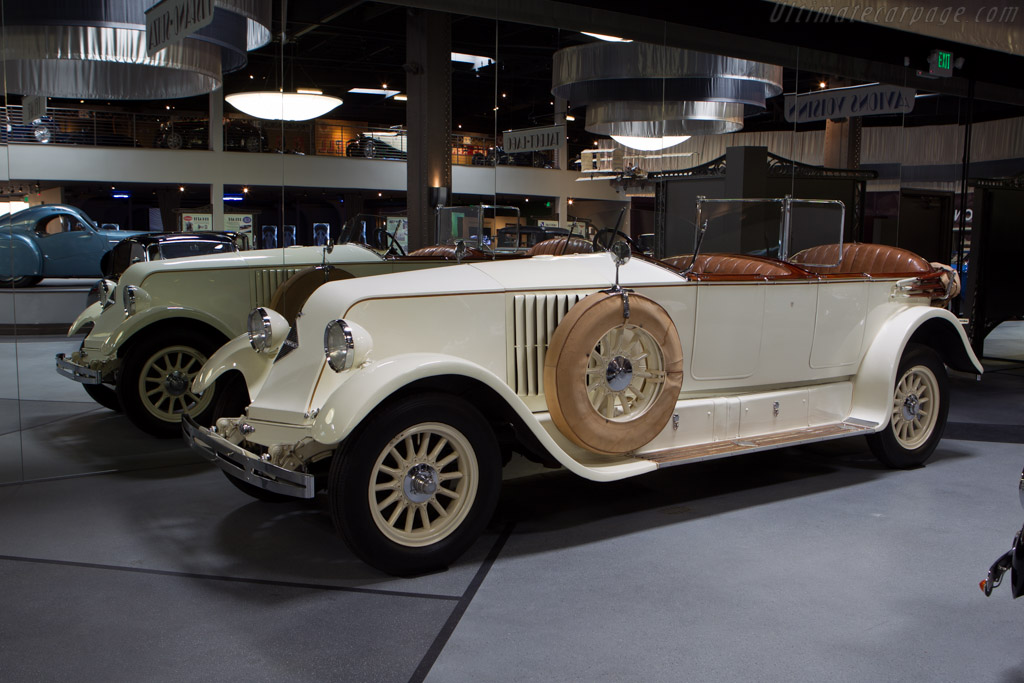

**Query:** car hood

left=300, top=252, right=683, bottom=322
left=117, top=243, right=384, bottom=288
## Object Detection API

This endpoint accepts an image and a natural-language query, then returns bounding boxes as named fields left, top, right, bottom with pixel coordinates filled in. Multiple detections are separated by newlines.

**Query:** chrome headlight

left=122, top=285, right=149, bottom=316
left=247, top=307, right=274, bottom=352
left=324, top=319, right=355, bottom=372
left=99, top=279, right=117, bottom=310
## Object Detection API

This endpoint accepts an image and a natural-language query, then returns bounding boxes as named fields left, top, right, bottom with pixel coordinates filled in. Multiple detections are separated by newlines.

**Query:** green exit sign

left=929, top=49, right=953, bottom=77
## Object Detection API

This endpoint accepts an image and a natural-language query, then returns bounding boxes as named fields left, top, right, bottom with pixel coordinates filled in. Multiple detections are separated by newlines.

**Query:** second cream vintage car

left=55, top=235, right=519, bottom=437
left=185, top=198, right=979, bottom=575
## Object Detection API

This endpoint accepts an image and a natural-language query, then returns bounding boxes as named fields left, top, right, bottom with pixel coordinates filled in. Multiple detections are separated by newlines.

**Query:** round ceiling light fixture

left=225, top=89, right=342, bottom=121
left=552, top=42, right=782, bottom=140
left=610, top=135, right=691, bottom=151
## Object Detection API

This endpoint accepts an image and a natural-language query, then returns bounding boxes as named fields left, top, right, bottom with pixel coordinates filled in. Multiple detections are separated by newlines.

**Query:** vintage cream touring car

left=184, top=197, right=980, bottom=575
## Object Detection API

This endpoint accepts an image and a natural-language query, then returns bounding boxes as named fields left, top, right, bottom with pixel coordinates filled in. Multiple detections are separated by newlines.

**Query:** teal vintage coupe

left=1, top=204, right=146, bottom=287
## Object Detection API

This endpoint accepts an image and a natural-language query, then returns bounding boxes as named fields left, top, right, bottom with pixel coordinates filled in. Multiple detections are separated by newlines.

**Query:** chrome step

left=640, top=421, right=876, bottom=468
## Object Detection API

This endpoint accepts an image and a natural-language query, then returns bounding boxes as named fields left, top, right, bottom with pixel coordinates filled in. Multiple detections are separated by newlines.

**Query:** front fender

left=69, top=301, right=104, bottom=335
left=193, top=332, right=273, bottom=397
left=310, top=353, right=656, bottom=483
left=0, top=233, right=43, bottom=277
left=850, top=306, right=982, bottom=429
left=101, top=306, right=234, bottom=357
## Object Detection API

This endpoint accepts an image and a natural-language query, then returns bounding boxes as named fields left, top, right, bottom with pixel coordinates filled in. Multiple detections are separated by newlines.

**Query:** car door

left=36, top=213, right=108, bottom=277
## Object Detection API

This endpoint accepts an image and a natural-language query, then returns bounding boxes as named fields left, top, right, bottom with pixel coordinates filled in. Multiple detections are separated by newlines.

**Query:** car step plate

left=639, top=422, right=875, bottom=467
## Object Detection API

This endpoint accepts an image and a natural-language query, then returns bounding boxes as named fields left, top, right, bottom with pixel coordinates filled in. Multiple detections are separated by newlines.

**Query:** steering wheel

left=372, top=227, right=406, bottom=257
left=592, top=228, right=639, bottom=253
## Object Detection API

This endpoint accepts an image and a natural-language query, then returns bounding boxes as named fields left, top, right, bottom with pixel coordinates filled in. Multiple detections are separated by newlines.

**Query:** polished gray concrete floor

left=1, top=325, right=1023, bottom=682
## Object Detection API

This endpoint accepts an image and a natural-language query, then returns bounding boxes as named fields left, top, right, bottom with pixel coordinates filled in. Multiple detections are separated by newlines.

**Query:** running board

left=639, top=421, right=877, bottom=468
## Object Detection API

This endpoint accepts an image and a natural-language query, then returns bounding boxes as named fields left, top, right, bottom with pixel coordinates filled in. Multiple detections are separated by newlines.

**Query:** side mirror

left=324, top=239, right=334, bottom=255
left=455, top=239, right=468, bottom=264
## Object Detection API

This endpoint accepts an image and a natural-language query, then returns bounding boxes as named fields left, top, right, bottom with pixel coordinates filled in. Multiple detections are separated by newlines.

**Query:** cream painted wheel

left=369, top=422, right=479, bottom=547
left=545, top=292, right=683, bottom=455
left=118, top=330, right=226, bottom=438
left=890, top=364, right=939, bottom=450
left=329, top=394, right=501, bottom=576
left=137, top=345, right=213, bottom=423
left=867, top=343, right=949, bottom=469
left=586, top=324, right=667, bottom=422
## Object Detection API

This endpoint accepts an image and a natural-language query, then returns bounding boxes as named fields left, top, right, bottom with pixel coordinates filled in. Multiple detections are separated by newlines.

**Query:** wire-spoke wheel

left=329, top=394, right=500, bottom=576
left=867, top=343, right=949, bottom=469
left=118, top=330, right=226, bottom=438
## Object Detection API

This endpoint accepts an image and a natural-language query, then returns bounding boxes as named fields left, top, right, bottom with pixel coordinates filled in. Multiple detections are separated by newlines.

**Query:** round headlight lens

left=99, top=279, right=117, bottom=310
left=324, top=319, right=355, bottom=372
left=122, top=285, right=138, bottom=316
left=247, top=307, right=273, bottom=352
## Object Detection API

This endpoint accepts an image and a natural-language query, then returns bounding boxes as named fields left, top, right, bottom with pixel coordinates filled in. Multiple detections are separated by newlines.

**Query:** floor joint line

left=0, top=554, right=463, bottom=602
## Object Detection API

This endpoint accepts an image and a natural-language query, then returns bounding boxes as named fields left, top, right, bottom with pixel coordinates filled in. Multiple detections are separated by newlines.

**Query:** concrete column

left=823, top=117, right=861, bottom=169
left=209, top=86, right=224, bottom=152
left=406, top=9, right=452, bottom=250
left=559, top=196, right=568, bottom=230
left=555, top=96, right=568, bottom=171
left=210, top=86, right=224, bottom=231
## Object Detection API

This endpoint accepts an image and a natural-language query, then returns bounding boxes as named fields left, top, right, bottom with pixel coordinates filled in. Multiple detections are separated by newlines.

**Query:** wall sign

left=181, top=213, right=212, bottom=231
left=505, top=125, right=565, bottom=153
left=146, top=0, right=215, bottom=56
left=785, top=84, right=915, bottom=123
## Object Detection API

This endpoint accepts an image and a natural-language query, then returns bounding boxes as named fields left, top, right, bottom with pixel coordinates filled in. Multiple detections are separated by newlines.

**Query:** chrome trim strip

left=54, top=353, right=103, bottom=385
left=182, top=414, right=314, bottom=499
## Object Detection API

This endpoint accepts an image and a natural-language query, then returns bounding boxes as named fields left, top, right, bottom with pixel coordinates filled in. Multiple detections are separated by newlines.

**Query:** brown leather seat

left=269, top=266, right=354, bottom=325
left=791, top=243, right=932, bottom=275
left=662, top=253, right=792, bottom=278
left=408, top=244, right=488, bottom=259
left=527, top=236, right=595, bottom=256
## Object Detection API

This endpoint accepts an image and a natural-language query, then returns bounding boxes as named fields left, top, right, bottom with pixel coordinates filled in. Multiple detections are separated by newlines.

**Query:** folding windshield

left=437, top=205, right=521, bottom=252
left=692, top=196, right=845, bottom=266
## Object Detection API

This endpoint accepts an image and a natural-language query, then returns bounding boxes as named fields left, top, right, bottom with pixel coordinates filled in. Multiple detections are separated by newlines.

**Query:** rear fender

left=850, top=306, right=981, bottom=428
left=0, top=233, right=43, bottom=277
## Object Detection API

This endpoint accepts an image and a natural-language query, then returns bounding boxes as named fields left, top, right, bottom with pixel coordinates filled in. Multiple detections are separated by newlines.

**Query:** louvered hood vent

left=511, top=293, right=584, bottom=397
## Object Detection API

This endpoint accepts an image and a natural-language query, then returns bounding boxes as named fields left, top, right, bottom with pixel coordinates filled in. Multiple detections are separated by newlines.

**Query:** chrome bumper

left=182, top=413, right=315, bottom=499
left=55, top=352, right=103, bottom=385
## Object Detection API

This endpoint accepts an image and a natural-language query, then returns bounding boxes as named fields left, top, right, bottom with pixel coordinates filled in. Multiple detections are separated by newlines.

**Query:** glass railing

left=1, top=105, right=559, bottom=167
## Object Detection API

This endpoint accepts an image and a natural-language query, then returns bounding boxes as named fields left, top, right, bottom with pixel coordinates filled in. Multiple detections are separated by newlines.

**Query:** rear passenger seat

left=662, top=253, right=793, bottom=278
left=789, top=243, right=932, bottom=275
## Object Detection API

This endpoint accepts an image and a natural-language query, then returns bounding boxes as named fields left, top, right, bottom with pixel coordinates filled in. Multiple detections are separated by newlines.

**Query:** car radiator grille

left=252, top=267, right=303, bottom=307
left=511, top=292, right=583, bottom=397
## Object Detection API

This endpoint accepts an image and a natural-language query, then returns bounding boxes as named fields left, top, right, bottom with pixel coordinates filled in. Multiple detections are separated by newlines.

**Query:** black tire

left=362, top=138, right=378, bottom=158
left=84, top=383, right=122, bottom=412
left=0, top=275, right=43, bottom=288
left=117, top=329, right=226, bottom=438
left=165, top=132, right=183, bottom=149
left=328, top=394, right=502, bottom=576
left=866, top=343, right=949, bottom=469
left=244, top=136, right=261, bottom=153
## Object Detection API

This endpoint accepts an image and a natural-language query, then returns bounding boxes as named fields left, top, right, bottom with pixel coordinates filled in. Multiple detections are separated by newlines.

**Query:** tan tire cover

left=543, top=292, right=683, bottom=455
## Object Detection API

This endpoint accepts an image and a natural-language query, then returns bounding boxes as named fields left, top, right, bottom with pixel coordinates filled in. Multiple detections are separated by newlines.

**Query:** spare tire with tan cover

left=543, top=292, right=683, bottom=455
